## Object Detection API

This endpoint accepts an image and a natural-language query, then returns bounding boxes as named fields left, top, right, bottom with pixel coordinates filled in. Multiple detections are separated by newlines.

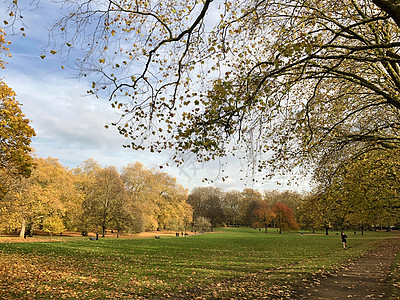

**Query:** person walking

left=341, top=231, right=348, bottom=249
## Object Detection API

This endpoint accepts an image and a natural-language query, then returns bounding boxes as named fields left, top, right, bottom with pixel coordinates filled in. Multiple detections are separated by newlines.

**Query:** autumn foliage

left=272, top=203, right=299, bottom=234
left=0, top=28, right=35, bottom=194
left=0, top=157, right=193, bottom=237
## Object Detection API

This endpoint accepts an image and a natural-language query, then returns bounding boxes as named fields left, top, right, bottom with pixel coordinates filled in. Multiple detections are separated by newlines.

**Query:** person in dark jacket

left=341, top=231, right=348, bottom=249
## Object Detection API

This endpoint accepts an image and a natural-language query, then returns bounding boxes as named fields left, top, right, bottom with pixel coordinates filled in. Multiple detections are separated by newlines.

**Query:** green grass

left=0, top=228, right=396, bottom=299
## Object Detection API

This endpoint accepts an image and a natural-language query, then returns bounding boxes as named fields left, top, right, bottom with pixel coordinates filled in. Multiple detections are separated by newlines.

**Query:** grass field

left=0, top=228, right=396, bottom=299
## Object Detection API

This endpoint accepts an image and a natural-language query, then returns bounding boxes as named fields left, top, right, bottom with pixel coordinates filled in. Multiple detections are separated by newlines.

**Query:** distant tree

left=187, top=187, right=225, bottom=228
left=298, top=192, right=342, bottom=235
left=122, top=162, right=192, bottom=231
left=42, top=215, right=65, bottom=236
left=193, top=216, right=212, bottom=233
left=239, top=188, right=263, bottom=227
left=222, top=190, right=242, bottom=226
left=84, top=166, right=125, bottom=237
left=253, top=201, right=275, bottom=232
left=0, top=157, right=79, bottom=238
left=322, top=149, right=400, bottom=232
left=273, top=203, right=299, bottom=234
left=121, top=162, right=159, bottom=231
left=297, top=195, right=319, bottom=232
left=72, top=159, right=102, bottom=235
left=263, top=190, right=304, bottom=222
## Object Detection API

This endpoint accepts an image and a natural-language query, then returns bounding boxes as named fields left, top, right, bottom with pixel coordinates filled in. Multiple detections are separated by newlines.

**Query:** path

left=297, top=236, right=400, bottom=299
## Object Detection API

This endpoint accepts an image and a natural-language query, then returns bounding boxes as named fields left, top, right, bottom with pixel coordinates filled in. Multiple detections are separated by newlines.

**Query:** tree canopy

left=4, top=0, right=394, bottom=181
left=303, top=148, right=400, bottom=233
left=3, top=0, right=400, bottom=182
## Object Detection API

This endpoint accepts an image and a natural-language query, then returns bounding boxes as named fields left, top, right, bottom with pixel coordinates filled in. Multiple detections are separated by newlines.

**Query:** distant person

left=341, top=231, right=348, bottom=249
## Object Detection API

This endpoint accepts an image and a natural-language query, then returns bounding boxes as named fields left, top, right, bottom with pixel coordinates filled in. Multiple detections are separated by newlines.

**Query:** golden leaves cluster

left=0, top=28, right=35, bottom=181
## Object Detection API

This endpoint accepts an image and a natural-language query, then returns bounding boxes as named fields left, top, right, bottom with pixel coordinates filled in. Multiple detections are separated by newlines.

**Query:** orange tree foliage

left=272, top=203, right=299, bottom=234
left=253, top=201, right=276, bottom=233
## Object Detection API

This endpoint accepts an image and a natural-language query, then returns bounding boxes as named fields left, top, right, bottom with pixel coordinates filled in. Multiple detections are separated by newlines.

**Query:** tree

left=42, top=215, right=65, bottom=236
left=263, top=190, right=303, bottom=221
left=0, top=157, right=80, bottom=238
left=122, top=162, right=192, bottom=231
left=272, top=203, right=299, bottom=234
left=239, top=188, right=263, bottom=227
left=372, top=0, right=400, bottom=28
left=121, top=162, right=159, bottom=231
left=318, top=149, right=400, bottom=233
left=0, top=28, right=35, bottom=195
left=5, top=1, right=400, bottom=189
left=299, top=189, right=350, bottom=235
left=187, top=187, right=226, bottom=228
left=193, top=216, right=212, bottom=233
left=84, top=166, right=125, bottom=237
left=72, top=159, right=102, bottom=235
left=222, top=190, right=242, bottom=226
left=254, top=201, right=275, bottom=233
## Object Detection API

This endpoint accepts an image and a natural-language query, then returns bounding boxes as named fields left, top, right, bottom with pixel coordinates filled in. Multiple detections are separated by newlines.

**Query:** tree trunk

left=102, top=226, right=106, bottom=237
left=19, top=219, right=26, bottom=238
left=117, top=229, right=120, bottom=238
left=264, top=225, right=268, bottom=233
left=325, top=227, right=329, bottom=235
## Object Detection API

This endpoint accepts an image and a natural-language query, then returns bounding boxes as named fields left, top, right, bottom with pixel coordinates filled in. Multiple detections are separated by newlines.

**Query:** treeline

left=0, top=157, right=192, bottom=237
left=2, top=155, right=398, bottom=238
left=300, top=149, right=400, bottom=235
left=187, top=187, right=301, bottom=233
left=0, top=156, right=304, bottom=237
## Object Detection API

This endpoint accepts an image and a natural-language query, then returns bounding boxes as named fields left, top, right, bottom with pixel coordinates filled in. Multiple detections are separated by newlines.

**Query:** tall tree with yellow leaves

left=0, top=157, right=80, bottom=237
left=0, top=28, right=35, bottom=196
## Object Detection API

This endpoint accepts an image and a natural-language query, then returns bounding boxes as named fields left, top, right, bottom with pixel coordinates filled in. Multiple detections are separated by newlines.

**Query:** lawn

left=0, top=228, right=395, bottom=299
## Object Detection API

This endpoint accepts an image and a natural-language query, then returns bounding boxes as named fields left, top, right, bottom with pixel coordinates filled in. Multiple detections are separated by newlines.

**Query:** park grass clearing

left=0, top=228, right=397, bottom=299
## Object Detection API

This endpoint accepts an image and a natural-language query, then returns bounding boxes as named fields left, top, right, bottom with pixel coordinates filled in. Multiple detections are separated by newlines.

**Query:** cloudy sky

left=0, top=1, right=310, bottom=193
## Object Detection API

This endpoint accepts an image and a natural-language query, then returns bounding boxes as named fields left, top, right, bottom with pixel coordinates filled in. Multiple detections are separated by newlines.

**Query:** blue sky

left=0, top=1, right=310, bottom=193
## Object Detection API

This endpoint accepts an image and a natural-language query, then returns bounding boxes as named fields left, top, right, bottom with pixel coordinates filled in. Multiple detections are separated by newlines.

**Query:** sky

left=0, top=1, right=311, bottom=193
